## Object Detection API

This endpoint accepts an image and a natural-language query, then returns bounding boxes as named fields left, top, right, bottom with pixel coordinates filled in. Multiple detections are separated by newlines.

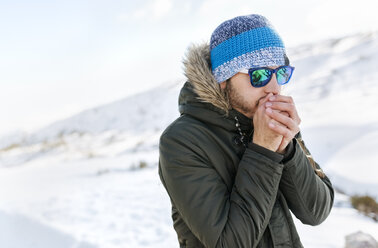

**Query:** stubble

left=225, top=81, right=260, bottom=118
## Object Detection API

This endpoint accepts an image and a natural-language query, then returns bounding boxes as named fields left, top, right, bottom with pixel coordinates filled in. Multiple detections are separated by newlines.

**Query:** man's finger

left=266, top=111, right=299, bottom=139
left=258, top=93, right=274, bottom=107
left=265, top=101, right=301, bottom=124
left=268, top=120, right=292, bottom=138
left=266, top=108, right=298, bottom=131
left=281, top=111, right=290, bottom=117
left=268, top=94, right=294, bottom=104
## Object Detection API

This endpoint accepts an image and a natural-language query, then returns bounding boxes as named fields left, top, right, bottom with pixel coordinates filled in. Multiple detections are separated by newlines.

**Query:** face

left=220, top=66, right=281, bottom=119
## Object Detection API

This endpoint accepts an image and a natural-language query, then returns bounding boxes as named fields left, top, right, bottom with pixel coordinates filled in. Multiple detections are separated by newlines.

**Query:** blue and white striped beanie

left=210, top=14, right=286, bottom=83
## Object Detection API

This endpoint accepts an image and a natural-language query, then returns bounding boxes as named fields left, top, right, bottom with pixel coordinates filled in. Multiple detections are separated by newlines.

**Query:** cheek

left=243, top=90, right=264, bottom=112
left=246, top=88, right=265, bottom=103
left=230, top=74, right=265, bottom=104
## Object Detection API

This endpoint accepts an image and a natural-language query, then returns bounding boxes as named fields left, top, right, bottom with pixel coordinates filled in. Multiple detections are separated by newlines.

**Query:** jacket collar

left=182, top=43, right=231, bottom=114
left=179, top=43, right=253, bottom=134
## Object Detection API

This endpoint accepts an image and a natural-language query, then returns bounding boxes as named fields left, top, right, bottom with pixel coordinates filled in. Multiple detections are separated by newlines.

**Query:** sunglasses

left=239, top=66, right=295, bottom=88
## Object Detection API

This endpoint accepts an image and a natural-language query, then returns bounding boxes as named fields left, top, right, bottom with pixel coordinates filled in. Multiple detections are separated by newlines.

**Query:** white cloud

left=306, top=0, right=378, bottom=39
left=117, top=0, right=173, bottom=22
left=198, top=0, right=267, bottom=19
left=182, top=1, right=192, bottom=14
left=151, top=0, right=173, bottom=19
left=132, top=8, right=148, bottom=20
left=198, top=0, right=227, bottom=16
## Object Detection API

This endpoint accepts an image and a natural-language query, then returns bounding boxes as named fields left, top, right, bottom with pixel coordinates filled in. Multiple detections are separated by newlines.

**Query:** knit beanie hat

left=210, top=14, right=287, bottom=83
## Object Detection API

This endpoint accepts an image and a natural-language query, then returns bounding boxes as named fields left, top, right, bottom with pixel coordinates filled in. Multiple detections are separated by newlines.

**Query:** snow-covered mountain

left=0, top=31, right=378, bottom=248
left=0, top=79, right=183, bottom=166
left=1, top=31, right=378, bottom=195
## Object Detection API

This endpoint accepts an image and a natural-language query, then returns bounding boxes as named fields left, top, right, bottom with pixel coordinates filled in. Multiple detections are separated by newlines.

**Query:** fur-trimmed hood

left=182, top=43, right=231, bottom=116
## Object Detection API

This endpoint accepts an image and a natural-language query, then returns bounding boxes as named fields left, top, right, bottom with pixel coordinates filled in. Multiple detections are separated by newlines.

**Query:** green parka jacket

left=158, top=43, right=334, bottom=248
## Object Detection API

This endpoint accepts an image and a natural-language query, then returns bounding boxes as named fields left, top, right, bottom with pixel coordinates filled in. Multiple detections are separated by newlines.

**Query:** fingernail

left=269, top=122, right=275, bottom=128
left=266, top=102, right=272, bottom=107
left=269, top=96, right=275, bottom=101
left=266, top=108, right=272, bottom=113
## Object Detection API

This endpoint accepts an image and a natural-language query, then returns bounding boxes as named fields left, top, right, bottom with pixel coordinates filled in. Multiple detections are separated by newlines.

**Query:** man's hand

left=252, top=93, right=284, bottom=152
left=264, top=95, right=301, bottom=154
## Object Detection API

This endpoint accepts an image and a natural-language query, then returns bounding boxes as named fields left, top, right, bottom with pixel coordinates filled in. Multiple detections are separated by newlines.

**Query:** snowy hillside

left=1, top=31, right=378, bottom=248
left=284, top=31, right=378, bottom=197
left=0, top=80, right=183, bottom=167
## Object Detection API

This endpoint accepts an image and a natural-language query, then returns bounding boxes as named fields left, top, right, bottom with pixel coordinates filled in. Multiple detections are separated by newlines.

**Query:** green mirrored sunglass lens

left=252, top=69, right=270, bottom=84
left=277, top=67, right=292, bottom=84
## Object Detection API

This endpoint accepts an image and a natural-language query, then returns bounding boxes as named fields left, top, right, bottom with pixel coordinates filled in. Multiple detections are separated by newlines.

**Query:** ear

left=220, top=81, right=226, bottom=90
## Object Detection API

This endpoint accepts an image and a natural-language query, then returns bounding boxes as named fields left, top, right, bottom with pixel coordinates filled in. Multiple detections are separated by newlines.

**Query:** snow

left=1, top=155, right=377, bottom=248
left=327, top=130, right=378, bottom=185
left=1, top=31, right=378, bottom=247
left=296, top=206, right=378, bottom=248
left=0, top=211, right=97, bottom=248
left=0, top=154, right=176, bottom=248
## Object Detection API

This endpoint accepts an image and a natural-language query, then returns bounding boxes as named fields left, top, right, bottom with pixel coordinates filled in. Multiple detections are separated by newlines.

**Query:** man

left=158, top=14, right=334, bottom=248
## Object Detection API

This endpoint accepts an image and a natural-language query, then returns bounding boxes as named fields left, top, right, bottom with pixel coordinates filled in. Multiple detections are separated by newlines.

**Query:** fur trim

left=183, top=43, right=231, bottom=116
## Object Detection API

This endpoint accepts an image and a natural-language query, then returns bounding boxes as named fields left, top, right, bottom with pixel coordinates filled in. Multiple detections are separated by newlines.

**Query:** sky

left=1, top=0, right=378, bottom=136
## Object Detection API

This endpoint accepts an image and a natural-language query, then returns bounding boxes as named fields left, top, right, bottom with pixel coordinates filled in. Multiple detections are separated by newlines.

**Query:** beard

left=225, top=80, right=260, bottom=118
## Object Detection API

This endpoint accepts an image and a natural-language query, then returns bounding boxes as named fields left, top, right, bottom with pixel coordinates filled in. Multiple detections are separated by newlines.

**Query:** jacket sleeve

left=279, top=132, right=334, bottom=225
left=159, top=130, right=284, bottom=248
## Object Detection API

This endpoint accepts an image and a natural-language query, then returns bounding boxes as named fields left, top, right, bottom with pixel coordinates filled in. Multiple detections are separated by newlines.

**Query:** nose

left=264, top=74, right=281, bottom=95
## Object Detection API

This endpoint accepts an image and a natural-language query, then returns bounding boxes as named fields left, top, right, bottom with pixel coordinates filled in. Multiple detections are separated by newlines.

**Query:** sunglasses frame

left=240, top=65, right=295, bottom=88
